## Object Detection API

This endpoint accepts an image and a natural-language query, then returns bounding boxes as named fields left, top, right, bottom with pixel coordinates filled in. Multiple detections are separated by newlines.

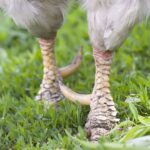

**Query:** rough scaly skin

left=35, top=38, right=63, bottom=103
left=85, top=49, right=119, bottom=141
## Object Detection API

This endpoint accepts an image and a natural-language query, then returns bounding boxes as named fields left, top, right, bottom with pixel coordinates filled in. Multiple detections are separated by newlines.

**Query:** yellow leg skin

left=85, top=50, right=119, bottom=141
left=35, top=38, right=63, bottom=103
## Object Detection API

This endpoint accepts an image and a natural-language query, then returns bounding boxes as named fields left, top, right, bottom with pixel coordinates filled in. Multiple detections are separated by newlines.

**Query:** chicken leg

left=35, top=37, right=83, bottom=103
left=35, top=37, right=63, bottom=103
left=85, top=49, right=119, bottom=141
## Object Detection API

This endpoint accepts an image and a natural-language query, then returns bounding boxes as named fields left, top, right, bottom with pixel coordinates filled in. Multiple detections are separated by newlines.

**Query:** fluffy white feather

left=0, top=0, right=67, bottom=38
left=104, top=0, right=150, bottom=50
left=83, top=0, right=150, bottom=51
left=1, top=0, right=150, bottom=48
left=84, top=0, right=114, bottom=50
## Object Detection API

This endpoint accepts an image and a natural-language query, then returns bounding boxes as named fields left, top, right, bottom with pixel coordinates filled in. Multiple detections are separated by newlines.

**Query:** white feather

left=85, top=0, right=114, bottom=50
left=0, top=0, right=67, bottom=38
left=83, top=0, right=150, bottom=51
left=104, top=0, right=150, bottom=50
left=1, top=0, right=150, bottom=48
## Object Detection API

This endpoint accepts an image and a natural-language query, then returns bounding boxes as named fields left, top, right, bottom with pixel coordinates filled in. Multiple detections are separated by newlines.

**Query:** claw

left=59, top=48, right=83, bottom=78
left=59, top=82, right=91, bottom=105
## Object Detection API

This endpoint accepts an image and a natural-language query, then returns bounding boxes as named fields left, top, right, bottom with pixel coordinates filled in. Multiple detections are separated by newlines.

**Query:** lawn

left=0, top=2, right=150, bottom=150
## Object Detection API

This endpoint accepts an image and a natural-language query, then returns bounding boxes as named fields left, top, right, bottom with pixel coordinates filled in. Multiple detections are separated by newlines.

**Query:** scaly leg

left=35, top=37, right=63, bottom=103
left=58, top=49, right=119, bottom=140
left=85, top=49, right=119, bottom=141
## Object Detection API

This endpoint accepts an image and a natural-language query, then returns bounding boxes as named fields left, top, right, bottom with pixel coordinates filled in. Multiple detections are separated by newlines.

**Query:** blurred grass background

left=0, top=2, right=150, bottom=150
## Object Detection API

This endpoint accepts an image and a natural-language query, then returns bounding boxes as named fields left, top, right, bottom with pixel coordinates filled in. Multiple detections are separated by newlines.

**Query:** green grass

left=0, top=3, right=150, bottom=150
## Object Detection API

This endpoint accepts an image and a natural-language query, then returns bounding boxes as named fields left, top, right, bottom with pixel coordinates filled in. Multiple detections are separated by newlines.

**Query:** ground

left=0, top=3, right=150, bottom=150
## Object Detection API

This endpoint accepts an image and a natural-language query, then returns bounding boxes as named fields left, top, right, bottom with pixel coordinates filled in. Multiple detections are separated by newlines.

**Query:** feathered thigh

left=83, top=0, right=150, bottom=51
left=0, top=0, right=68, bottom=38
